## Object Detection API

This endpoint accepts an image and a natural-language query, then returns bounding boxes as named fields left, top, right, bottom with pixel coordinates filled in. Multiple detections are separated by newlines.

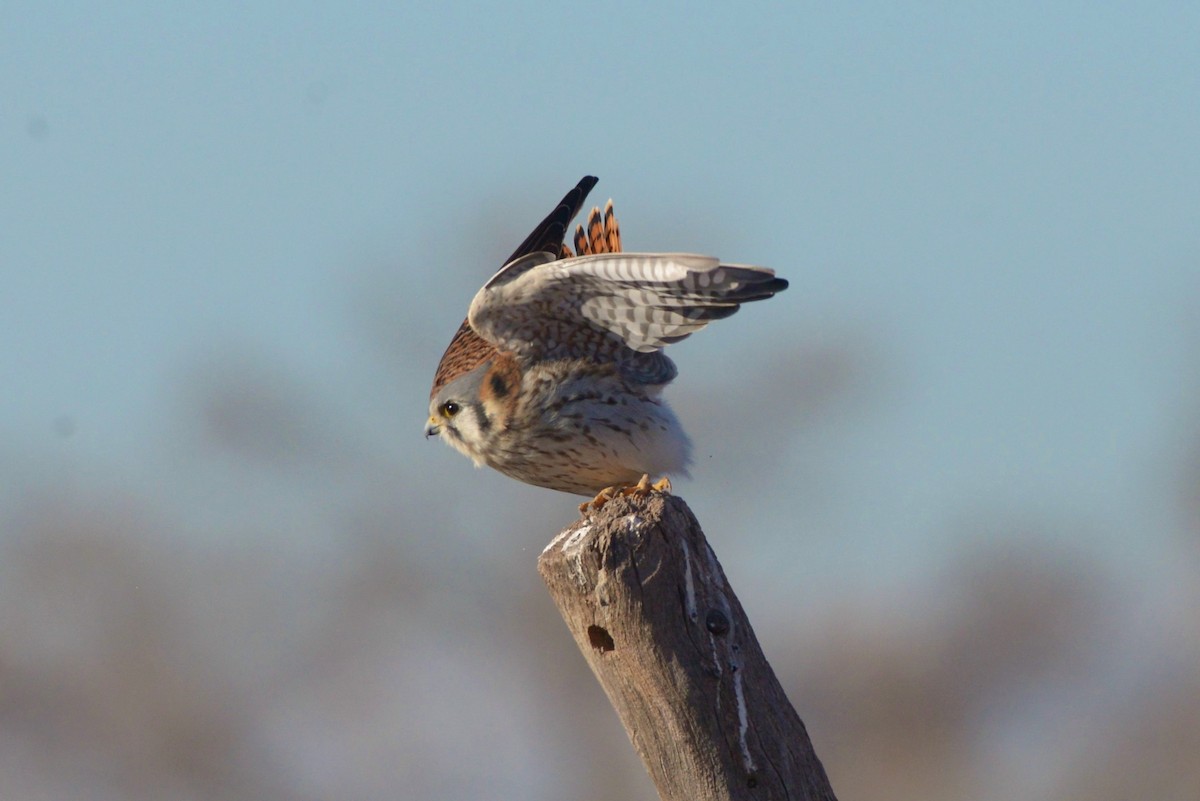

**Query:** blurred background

left=3, top=3, right=1198, bottom=799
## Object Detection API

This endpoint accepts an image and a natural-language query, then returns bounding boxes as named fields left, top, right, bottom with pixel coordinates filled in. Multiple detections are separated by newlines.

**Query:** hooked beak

left=425, top=417, right=441, bottom=439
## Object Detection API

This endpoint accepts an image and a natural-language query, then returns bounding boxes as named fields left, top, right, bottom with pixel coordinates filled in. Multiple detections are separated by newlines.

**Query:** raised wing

left=468, top=252, right=787, bottom=368
left=503, top=175, right=599, bottom=263
left=430, top=176, right=598, bottom=399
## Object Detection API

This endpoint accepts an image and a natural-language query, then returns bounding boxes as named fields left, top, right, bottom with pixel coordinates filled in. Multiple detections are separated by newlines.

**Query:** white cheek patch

left=437, top=407, right=492, bottom=470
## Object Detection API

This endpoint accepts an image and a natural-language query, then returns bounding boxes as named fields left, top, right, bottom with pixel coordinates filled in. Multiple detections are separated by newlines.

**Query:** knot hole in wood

left=587, top=624, right=615, bottom=652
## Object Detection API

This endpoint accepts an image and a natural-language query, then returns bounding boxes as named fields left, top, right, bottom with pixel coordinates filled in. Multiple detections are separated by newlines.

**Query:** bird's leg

left=580, top=485, right=619, bottom=513
left=627, top=473, right=653, bottom=495
left=580, top=474, right=672, bottom=513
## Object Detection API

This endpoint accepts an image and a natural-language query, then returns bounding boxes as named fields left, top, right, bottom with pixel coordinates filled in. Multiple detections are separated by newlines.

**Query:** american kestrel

left=425, top=176, right=787, bottom=507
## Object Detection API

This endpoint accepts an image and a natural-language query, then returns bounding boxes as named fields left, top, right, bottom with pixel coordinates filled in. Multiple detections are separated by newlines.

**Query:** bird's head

left=427, top=354, right=524, bottom=468
left=426, top=362, right=492, bottom=466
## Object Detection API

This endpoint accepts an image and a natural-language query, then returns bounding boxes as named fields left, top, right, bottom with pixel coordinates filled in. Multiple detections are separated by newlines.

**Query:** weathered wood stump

left=538, top=492, right=837, bottom=801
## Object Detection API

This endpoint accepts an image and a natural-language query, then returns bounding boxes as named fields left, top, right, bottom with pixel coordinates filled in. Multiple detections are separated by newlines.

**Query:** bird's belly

left=487, top=390, right=692, bottom=496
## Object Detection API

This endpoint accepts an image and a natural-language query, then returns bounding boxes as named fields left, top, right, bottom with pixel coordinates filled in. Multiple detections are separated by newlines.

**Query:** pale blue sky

left=3, top=3, right=1198, bottom=586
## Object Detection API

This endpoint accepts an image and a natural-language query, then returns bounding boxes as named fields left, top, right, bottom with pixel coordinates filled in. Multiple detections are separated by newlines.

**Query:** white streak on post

left=734, top=667, right=755, bottom=773
left=679, top=537, right=697, bottom=621
left=541, top=527, right=573, bottom=555
left=555, top=524, right=592, bottom=587
left=701, top=540, right=754, bottom=773
left=703, top=541, right=724, bottom=590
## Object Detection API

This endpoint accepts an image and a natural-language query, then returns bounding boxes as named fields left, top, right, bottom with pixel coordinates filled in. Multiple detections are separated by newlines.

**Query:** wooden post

left=538, top=493, right=838, bottom=801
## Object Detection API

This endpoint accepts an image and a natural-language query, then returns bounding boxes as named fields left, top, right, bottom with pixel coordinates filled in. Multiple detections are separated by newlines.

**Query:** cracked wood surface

left=538, top=493, right=838, bottom=801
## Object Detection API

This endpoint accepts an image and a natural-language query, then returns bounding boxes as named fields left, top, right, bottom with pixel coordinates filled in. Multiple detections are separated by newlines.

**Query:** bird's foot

left=579, top=474, right=672, bottom=514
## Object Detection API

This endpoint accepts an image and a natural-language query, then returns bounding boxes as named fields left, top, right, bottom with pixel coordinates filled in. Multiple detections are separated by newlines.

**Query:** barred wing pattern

left=468, top=252, right=787, bottom=383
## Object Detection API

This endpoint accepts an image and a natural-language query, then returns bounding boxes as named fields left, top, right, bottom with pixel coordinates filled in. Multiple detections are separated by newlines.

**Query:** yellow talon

left=580, top=485, right=617, bottom=513
left=580, top=474, right=672, bottom=514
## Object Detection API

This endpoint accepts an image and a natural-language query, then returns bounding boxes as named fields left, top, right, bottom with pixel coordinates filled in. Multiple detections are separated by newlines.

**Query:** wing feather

left=430, top=176, right=598, bottom=399
left=503, top=176, right=598, bottom=263
left=468, top=252, right=787, bottom=369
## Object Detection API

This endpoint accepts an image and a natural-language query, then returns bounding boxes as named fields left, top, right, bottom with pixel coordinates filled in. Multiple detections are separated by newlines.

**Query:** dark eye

left=440, top=401, right=461, bottom=418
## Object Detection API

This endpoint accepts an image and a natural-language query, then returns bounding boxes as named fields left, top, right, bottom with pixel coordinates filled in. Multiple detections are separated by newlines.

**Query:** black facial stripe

left=489, top=373, right=509, bottom=398
left=473, top=402, right=491, bottom=432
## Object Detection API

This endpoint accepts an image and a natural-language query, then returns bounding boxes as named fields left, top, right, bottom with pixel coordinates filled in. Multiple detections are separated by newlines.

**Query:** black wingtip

left=503, top=175, right=600, bottom=265
left=719, top=268, right=789, bottom=300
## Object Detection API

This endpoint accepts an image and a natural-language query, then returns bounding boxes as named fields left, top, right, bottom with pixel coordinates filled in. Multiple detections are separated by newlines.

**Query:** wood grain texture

left=538, top=493, right=838, bottom=801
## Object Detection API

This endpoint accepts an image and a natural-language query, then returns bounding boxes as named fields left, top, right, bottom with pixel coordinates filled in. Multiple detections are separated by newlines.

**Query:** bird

left=425, top=176, right=788, bottom=510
